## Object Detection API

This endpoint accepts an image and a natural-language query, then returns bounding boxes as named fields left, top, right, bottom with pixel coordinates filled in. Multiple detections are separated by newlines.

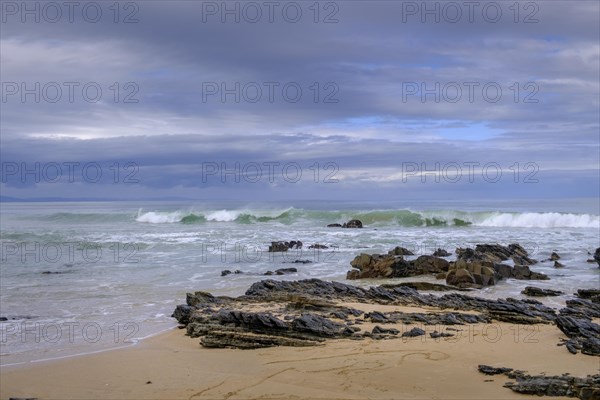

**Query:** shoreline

left=2, top=300, right=599, bottom=399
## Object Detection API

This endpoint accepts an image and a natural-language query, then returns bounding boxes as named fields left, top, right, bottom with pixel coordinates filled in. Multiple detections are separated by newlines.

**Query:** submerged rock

left=269, top=241, right=303, bottom=252
left=522, top=286, right=563, bottom=297
left=343, top=219, right=363, bottom=228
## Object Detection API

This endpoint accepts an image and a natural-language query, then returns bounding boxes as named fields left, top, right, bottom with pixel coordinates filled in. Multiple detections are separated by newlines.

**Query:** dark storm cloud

left=1, top=1, right=598, bottom=200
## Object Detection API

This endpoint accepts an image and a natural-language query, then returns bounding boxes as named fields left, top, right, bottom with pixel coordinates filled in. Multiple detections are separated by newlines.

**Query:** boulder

left=388, top=246, right=414, bottom=256
left=554, top=261, right=565, bottom=268
left=446, top=268, right=476, bottom=287
left=343, top=219, right=363, bottom=228
left=594, top=248, right=600, bottom=267
left=327, top=223, right=342, bottom=227
left=433, top=248, right=451, bottom=257
left=411, top=255, right=450, bottom=273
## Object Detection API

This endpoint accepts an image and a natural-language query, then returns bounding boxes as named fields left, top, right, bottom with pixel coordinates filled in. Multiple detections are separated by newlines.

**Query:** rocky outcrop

left=269, top=241, right=303, bottom=252
left=347, top=252, right=448, bottom=280
left=556, top=315, right=600, bottom=356
left=308, top=244, right=328, bottom=249
left=522, top=286, right=563, bottom=297
left=594, top=248, right=600, bottom=267
left=445, top=258, right=548, bottom=289
left=457, top=243, right=537, bottom=266
left=478, top=366, right=600, bottom=399
left=347, top=244, right=547, bottom=288
left=173, top=279, right=562, bottom=349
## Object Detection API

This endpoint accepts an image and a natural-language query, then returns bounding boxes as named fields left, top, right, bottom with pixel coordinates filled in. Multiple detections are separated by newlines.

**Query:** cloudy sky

left=1, top=1, right=598, bottom=202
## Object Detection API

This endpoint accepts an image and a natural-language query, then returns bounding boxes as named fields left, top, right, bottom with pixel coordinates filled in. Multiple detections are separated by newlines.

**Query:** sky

left=1, top=0, right=599, bottom=202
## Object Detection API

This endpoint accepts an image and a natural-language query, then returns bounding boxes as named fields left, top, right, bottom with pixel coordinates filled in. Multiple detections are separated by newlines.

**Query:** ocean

left=1, top=199, right=599, bottom=365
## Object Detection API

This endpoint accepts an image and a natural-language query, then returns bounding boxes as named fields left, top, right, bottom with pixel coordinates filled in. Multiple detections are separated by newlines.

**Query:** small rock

left=478, top=365, right=514, bottom=375
left=402, top=327, right=425, bottom=337
left=433, top=248, right=451, bottom=257
left=554, top=261, right=565, bottom=268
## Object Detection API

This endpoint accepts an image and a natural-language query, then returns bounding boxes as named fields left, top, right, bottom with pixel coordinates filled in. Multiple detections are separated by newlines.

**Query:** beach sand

left=2, top=302, right=598, bottom=400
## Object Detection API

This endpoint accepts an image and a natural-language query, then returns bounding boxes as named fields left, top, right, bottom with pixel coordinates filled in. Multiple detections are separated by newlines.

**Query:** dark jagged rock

left=288, top=259, right=312, bottom=264
left=269, top=241, right=303, bottom=252
left=478, top=366, right=600, bottom=398
left=550, top=252, right=561, bottom=261
left=457, top=243, right=537, bottom=266
left=388, top=246, right=414, bottom=256
left=342, top=219, right=363, bottom=228
left=577, top=289, right=600, bottom=302
left=172, top=305, right=195, bottom=324
left=308, top=244, right=328, bottom=249
left=402, top=327, right=425, bottom=337
left=433, top=248, right=451, bottom=257
left=243, top=279, right=557, bottom=324
left=555, top=261, right=565, bottom=268
left=221, top=269, right=242, bottom=276
left=478, top=365, right=513, bottom=375
left=292, top=314, right=354, bottom=337
left=372, top=325, right=399, bottom=335
left=264, top=268, right=298, bottom=276
left=562, top=299, right=600, bottom=319
left=364, top=310, right=489, bottom=325
left=522, top=286, right=563, bottom=297
left=200, top=330, right=322, bottom=349
left=594, top=248, right=600, bottom=267
left=327, top=223, right=342, bottom=227
left=175, top=279, right=561, bottom=349
left=430, top=330, right=454, bottom=338
left=385, top=282, right=464, bottom=292
left=555, top=315, right=600, bottom=356
left=504, top=371, right=600, bottom=399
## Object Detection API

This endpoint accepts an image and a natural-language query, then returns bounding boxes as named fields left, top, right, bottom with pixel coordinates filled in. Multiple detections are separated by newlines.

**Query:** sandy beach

left=2, top=300, right=598, bottom=400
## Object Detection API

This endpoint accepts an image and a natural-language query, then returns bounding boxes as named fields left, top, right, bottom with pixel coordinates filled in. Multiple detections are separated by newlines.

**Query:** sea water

left=1, top=199, right=599, bottom=365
